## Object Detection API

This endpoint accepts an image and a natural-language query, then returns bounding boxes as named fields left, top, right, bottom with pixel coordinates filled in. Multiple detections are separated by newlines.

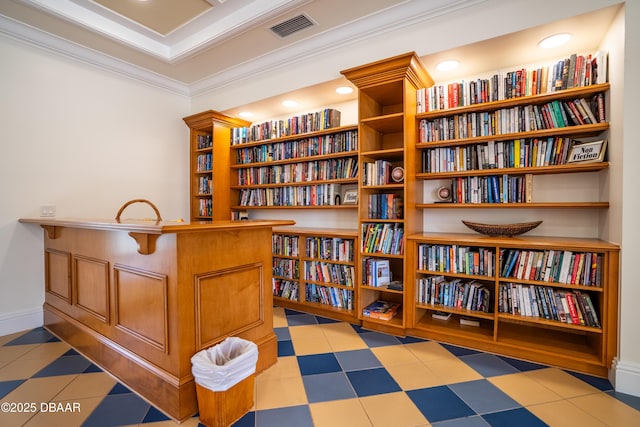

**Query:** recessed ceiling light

left=538, top=33, right=571, bottom=49
left=238, top=111, right=253, bottom=118
left=336, top=86, right=353, bottom=94
left=436, top=60, right=459, bottom=71
left=282, top=100, right=298, bottom=107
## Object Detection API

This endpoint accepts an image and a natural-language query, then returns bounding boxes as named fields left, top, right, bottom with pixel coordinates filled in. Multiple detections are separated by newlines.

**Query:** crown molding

left=0, top=14, right=189, bottom=96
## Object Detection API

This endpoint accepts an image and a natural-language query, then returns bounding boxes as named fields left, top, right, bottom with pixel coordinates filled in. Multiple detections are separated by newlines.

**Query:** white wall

left=0, top=36, right=190, bottom=335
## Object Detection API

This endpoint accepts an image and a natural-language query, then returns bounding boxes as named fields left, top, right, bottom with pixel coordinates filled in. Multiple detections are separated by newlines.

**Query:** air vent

left=270, top=14, right=315, bottom=38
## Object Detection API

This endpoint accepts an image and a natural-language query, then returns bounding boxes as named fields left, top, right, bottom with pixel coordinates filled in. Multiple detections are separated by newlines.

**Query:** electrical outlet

left=40, top=205, right=56, bottom=217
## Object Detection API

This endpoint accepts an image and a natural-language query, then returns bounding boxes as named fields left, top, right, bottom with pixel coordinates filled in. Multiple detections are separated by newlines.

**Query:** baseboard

left=0, top=307, right=43, bottom=336
left=612, top=358, right=640, bottom=397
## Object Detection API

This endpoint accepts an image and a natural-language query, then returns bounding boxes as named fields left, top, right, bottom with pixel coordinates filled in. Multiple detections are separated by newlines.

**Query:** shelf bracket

left=128, top=232, right=160, bottom=255
left=41, top=225, right=58, bottom=239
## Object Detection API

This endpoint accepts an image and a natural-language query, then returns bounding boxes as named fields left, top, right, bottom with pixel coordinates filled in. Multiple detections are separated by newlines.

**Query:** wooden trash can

left=195, top=373, right=255, bottom=427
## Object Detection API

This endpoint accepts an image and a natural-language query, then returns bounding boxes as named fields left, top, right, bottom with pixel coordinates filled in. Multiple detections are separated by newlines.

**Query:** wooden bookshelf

left=406, top=232, right=619, bottom=377
left=183, top=111, right=251, bottom=221
left=272, top=227, right=359, bottom=323
left=342, top=52, right=434, bottom=334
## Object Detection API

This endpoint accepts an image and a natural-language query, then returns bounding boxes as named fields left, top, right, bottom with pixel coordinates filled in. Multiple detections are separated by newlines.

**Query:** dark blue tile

left=297, top=353, right=341, bottom=376
left=278, top=340, right=295, bottom=357
left=334, top=348, right=381, bottom=371
left=141, top=405, right=170, bottom=423
left=607, top=391, right=640, bottom=411
left=0, top=379, right=25, bottom=399
left=398, top=335, right=427, bottom=344
left=62, top=348, right=80, bottom=356
left=274, top=327, right=291, bottom=341
left=108, top=383, right=132, bottom=395
left=350, top=324, right=367, bottom=334
left=441, top=343, right=481, bottom=357
left=81, top=393, right=151, bottom=427
left=32, top=355, right=93, bottom=378
left=255, top=405, right=313, bottom=427
left=83, top=363, right=103, bottom=373
left=232, top=411, right=255, bottom=427
left=4, top=328, right=56, bottom=346
left=497, top=356, right=546, bottom=372
left=459, top=353, right=519, bottom=378
left=286, top=314, right=318, bottom=326
left=449, top=380, right=520, bottom=414
left=284, top=308, right=305, bottom=316
left=566, top=370, right=613, bottom=391
left=315, top=315, right=339, bottom=324
left=407, top=386, right=476, bottom=423
left=358, top=331, right=402, bottom=348
left=432, top=415, right=491, bottom=426
left=346, top=367, right=401, bottom=397
left=481, top=407, right=547, bottom=427
left=302, top=371, right=356, bottom=403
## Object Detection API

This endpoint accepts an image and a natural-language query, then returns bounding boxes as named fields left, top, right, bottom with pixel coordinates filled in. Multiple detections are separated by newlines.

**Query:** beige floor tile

left=404, top=341, right=458, bottom=363
left=489, top=372, right=564, bottom=406
left=255, top=355, right=301, bottom=381
left=568, top=392, right=640, bottom=426
left=136, top=417, right=201, bottom=427
left=0, top=343, right=39, bottom=363
left=22, top=396, right=104, bottom=427
left=359, top=391, right=429, bottom=427
left=54, top=371, right=118, bottom=400
left=19, top=341, right=71, bottom=360
left=254, top=375, right=307, bottom=410
left=289, top=324, right=333, bottom=355
left=0, top=329, right=32, bottom=346
left=427, top=358, right=483, bottom=384
left=310, top=398, right=373, bottom=427
left=370, top=344, right=420, bottom=367
left=525, top=368, right=600, bottom=398
left=0, top=357, right=61, bottom=381
left=320, top=322, right=368, bottom=352
left=527, top=400, right=608, bottom=427
left=386, top=361, right=447, bottom=390
left=273, top=306, right=288, bottom=328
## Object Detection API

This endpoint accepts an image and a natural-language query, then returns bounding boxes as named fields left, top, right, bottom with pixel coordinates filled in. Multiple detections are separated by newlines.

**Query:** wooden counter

left=19, top=217, right=294, bottom=421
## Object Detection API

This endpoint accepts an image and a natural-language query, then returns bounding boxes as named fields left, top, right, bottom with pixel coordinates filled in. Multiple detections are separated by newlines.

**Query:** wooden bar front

left=19, top=217, right=294, bottom=421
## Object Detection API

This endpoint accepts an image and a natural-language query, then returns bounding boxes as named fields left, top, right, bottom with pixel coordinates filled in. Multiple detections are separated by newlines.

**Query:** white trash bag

left=191, top=337, right=258, bottom=391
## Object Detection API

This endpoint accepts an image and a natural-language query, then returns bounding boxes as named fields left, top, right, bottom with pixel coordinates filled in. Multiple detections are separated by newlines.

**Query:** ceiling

left=0, top=0, right=622, bottom=121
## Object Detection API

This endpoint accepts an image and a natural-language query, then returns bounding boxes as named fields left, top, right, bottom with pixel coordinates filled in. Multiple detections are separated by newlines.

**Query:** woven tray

left=462, top=220, right=542, bottom=237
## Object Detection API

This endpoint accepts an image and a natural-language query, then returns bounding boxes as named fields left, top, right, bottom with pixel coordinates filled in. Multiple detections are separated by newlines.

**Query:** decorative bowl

left=462, top=220, right=542, bottom=237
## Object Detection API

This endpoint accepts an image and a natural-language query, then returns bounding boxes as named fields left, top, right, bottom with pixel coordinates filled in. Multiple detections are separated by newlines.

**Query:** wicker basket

left=462, top=220, right=542, bottom=237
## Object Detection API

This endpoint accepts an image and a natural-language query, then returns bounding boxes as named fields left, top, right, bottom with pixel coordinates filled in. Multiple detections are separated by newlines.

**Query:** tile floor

left=0, top=306, right=639, bottom=426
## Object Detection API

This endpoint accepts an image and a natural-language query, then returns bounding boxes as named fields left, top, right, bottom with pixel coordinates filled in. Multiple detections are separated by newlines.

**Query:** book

left=460, top=317, right=480, bottom=327
left=432, top=311, right=452, bottom=321
left=387, top=280, right=403, bottom=291
left=362, top=300, right=400, bottom=320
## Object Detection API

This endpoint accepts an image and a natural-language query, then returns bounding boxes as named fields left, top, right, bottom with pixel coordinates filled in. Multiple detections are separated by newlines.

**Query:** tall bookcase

left=183, top=110, right=250, bottom=221
left=341, top=52, right=434, bottom=335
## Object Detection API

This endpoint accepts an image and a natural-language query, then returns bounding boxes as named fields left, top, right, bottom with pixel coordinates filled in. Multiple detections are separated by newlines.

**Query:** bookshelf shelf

left=407, top=232, right=619, bottom=377
left=233, top=205, right=357, bottom=210
left=416, top=162, right=609, bottom=179
left=417, top=202, right=610, bottom=209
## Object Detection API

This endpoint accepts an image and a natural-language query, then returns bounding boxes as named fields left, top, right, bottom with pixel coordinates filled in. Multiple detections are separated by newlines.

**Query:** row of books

left=234, top=131, right=358, bottom=164
left=305, top=237, right=355, bottom=262
left=449, top=174, right=532, bottom=204
left=231, top=108, right=342, bottom=144
left=305, top=284, right=353, bottom=310
left=273, top=279, right=298, bottom=301
left=272, top=233, right=300, bottom=257
left=197, top=199, right=212, bottom=217
left=417, top=276, right=491, bottom=313
left=418, top=244, right=495, bottom=277
left=362, top=160, right=399, bottom=186
left=361, top=258, right=391, bottom=287
left=196, top=176, right=212, bottom=195
left=239, top=184, right=344, bottom=207
left=501, top=249, right=602, bottom=286
left=362, top=300, right=400, bottom=320
left=361, top=223, right=404, bottom=255
left=421, top=137, right=579, bottom=174
left=416, top=52, right=607, bottom=112
left=272, top=258, right=299, bottom=280
left=498, top=283, right=600, bottom=327
left=367, top=193, right=404, bottom=219
left=236, top=158, right=357, bottom=185
left=304, top=261, right=355, bottom=287
left=418, top=96, right=603, bottom=143
left=196, top=153, right=212, bottom=173
left=196, top=133, right=212, bottom=150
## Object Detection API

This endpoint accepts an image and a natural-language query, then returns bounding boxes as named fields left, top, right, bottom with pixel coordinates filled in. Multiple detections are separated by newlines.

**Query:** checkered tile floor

left=1, top=307, right=639, bottom=426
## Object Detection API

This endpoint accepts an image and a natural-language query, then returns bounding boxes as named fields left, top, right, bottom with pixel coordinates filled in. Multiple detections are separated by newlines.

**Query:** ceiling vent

left=270, top=14, right=315, bottom=38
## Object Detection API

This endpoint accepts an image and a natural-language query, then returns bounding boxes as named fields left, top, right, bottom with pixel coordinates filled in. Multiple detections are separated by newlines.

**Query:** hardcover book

left=362, top=300, right=400, bottom=320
